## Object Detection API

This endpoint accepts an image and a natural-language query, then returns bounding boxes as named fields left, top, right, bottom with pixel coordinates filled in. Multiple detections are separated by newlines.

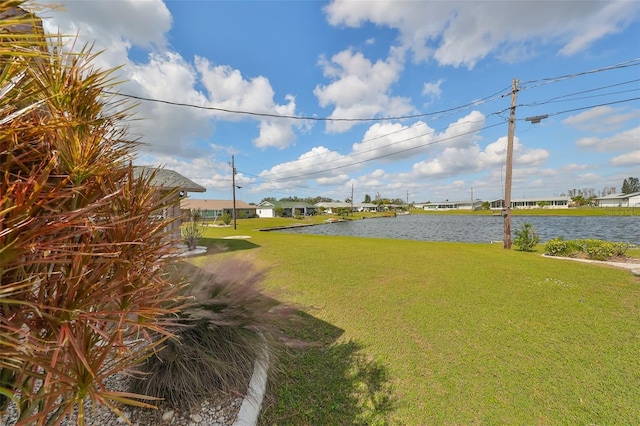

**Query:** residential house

left=488, top=197, right=570, bottom=210
left=510, top=196, right=571, bottom=209
left=595, top=192, right=640, bottom=208
left=180, top=199, right=257, bottom=221
left=133, top=166, right=206, bottom=240
left=256, top=200, right=315, bottom=218
left=314, top=202, right=379, bottom=214
left=423, top=200, right=484, bottom=211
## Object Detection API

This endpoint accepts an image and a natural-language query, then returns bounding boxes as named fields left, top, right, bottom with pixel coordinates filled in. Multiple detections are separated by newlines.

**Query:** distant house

left=256, top=200, right=315, bottom=218
left=133, top=166, right=206, bottom=240
left=180, top=199, right=256, bottom=221
left=488, top=197, right=570, bottom=210
left=423, top=200, right=484, bottom=211
left=595, top=192, right=640, bottom=208
left=314, top=202, right=379, bottom=214
left=510, top=196, right=570, bottom=209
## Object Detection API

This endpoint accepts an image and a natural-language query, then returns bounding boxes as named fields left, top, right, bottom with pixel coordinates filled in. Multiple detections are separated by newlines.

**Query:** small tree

left=514, top=223, right=540, bottom=252
left=182, top=209, right=204, bottom=250
left=220, top=212, right=232, bottom=225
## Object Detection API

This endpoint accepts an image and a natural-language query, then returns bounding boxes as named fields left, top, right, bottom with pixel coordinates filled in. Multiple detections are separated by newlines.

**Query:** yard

left=191, top=219, right=640, bottom=425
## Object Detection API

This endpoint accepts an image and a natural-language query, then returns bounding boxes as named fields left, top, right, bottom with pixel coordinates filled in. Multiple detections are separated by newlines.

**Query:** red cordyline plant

left=1, top=2, right=188, bottom=424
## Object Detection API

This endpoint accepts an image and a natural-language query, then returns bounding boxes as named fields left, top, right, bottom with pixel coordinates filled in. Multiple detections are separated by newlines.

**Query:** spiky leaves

left=1, top=3, right=187, bottom=424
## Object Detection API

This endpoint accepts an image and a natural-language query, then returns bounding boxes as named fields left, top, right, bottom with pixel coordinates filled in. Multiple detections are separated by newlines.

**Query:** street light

left=525, top=114, right=549, bottom=124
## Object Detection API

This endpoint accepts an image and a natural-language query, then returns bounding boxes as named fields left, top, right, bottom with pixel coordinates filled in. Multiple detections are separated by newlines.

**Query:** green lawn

left=192, top=219, right=640, bottom=425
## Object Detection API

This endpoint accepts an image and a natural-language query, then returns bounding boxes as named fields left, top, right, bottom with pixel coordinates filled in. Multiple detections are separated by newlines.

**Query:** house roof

left=427, top=200, right=483, bottom=205
left=181, top=199, right=254, bottom=210
left=596, top=192, right=640, bottom=200
left=257, top=201, right=315, bottom=209
left=133, top=166, right=206, bottom=193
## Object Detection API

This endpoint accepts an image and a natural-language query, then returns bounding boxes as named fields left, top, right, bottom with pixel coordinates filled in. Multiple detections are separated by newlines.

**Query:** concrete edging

left=233, top=339, right=270, bottom=426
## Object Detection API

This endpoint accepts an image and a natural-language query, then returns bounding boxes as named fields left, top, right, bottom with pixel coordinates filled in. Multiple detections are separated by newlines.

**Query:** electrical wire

left=256, top=113, right=500, bottom=180
left=519, top=57, right=640, bottom=90
left=102, top=84, right=511, bottom=123
left=249, top=121, right=505, bottom=183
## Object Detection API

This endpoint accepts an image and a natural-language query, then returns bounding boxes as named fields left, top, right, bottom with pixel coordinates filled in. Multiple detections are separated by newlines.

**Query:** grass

left=189, top=218, right=640, bottom=425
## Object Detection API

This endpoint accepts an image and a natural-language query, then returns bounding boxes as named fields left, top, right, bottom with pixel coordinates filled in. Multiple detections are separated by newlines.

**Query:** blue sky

left=41, top=0, right=640, bottom=204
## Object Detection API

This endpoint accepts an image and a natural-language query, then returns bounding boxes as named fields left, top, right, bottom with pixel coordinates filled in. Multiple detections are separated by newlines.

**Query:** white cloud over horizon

left=33, top=0, right=640, bottom=203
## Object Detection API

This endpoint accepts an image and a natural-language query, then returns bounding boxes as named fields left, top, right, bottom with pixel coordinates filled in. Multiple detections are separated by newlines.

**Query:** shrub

left=585, top=242, right=615, bottom=261
left=131, top=260, right=294, bottom=408
left=513, top=222, right=540, bottom=252
left=0, top=6, right=186, bottom=424
left=182, top=209, right=204, bottom=250
left=221, top=212, right=232, bottom=225
left=544, top=237, right=579, bottom=257
left=612, top=242, right=629, bottom=257
left=544, top=238, right=630, bottom=261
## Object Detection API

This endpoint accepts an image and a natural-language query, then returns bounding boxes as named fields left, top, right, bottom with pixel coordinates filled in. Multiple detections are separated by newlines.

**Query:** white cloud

left=41, top=1, right=304, bottom=155
left=41, top=0, right=171, bottom=70
left=314, top=49, right=413, bottom=133
left=575, top=126, right=640, bottom=151
left=422, top=79, right=443, bottom=99
left=563, top=106, right=640, bottom=133
left=196, top=59, right=303, bottom=149
left=611, top=150, right=640, bottom=167
left=410, top=133, right=549, bottom=179
left=258, top=146, right=349, bottom=184
left=324, top=0, right=639, bottom=68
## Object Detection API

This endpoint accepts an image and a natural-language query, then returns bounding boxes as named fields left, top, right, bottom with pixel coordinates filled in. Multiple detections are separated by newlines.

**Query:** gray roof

left=133, top=166, right=206, bottom=193
left=181, top=199, right=253, bottom=210
left=257, top=201, right=314, bottom=209
left=596, top=192, right=640, bottom=200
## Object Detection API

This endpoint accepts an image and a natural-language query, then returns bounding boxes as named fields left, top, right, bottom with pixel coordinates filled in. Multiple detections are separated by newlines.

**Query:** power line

left=520, top=79, right=640, bottom=107
left=251, top=121, right=505, bottom=183
left=520, top=57, right=640, bottom=90
left=546, top=97, right=640, bottom=118
left=256, top=113, right=499, bottom=180
left=103, top=85, right=511, bottom=123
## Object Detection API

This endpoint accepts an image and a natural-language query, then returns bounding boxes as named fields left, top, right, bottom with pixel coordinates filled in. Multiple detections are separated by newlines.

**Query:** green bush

left=513, top=222, right=540, bottom=252
left=544, top=237, right=579, bottom=257
left=544, top=238, right=630, bottom=261
left=221, top=212, right=232, bottom=225
left=612, top=242, right=630, bottom=257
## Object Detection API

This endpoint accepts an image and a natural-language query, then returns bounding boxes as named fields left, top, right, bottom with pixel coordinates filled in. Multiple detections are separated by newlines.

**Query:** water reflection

left=274, top=214, right=640, bottom=244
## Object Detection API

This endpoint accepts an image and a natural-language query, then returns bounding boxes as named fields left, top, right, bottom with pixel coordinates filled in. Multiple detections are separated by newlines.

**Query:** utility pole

left=351, top=184, right=354, bottom=215
left=231, top=155, right=237, bottom=230
left=504, top=78, right=518, bottom=249
left=470, top=186, right=474, bottom=212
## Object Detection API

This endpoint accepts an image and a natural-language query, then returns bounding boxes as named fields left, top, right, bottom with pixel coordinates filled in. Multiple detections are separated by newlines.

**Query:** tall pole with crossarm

left=504, top=78, right=518, bottom=249
left=231, top=155, right=237, bottom=230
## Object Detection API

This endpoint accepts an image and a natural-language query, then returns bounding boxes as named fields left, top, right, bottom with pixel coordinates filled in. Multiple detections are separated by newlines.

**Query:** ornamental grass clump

left=131, top=260, right=294, bottom=409
left=1, top=3, right=187, bottom=424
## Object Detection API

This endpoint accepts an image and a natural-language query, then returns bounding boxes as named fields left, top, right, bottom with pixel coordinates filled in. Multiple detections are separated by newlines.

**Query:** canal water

left=274, top=214, right=640, bottom=244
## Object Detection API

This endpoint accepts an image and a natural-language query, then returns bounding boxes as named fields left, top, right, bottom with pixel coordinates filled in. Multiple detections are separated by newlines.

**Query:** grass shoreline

left=189, top=219, right=640, bottom=425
